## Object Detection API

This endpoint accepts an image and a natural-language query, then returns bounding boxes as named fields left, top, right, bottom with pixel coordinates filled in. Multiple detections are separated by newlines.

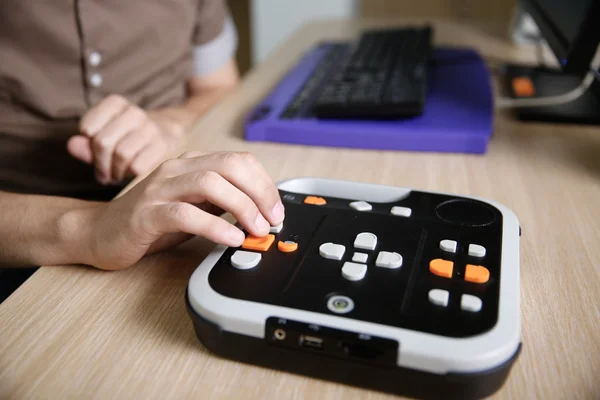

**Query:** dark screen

left=523, top=0, right=599, bottom=73
left=536, top=0, right=593, bottom=48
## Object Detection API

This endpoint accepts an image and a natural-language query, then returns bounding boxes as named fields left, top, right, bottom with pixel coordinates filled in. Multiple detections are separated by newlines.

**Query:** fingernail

left=272, top=201, right=285, bottom=221
left=255, top=212, right=270, bottom=233
left=228, top=227, right=245, bottom=246
left=96, top=172, right=107, bottom=185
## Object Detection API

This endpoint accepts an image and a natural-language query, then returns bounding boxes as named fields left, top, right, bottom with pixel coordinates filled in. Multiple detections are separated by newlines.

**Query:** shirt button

left=89, top=52, right=102, bottom=67
left=89, top=73, right=103, bottom=87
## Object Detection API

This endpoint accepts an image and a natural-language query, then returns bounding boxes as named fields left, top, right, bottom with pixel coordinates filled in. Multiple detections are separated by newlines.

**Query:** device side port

left=266, top=317, right=398, bottom=368
left=341, top=342, right=386, bottom=360
left=299, top=335, right=324, bottom=350
left=274, top=328, right=287, bottom=341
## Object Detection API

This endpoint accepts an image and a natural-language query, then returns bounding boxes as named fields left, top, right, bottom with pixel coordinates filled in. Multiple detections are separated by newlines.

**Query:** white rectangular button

left=391, top=206, right=412, bottom=217
left=352, top=252, right=368, bottom=263
left=350, top=201, right=372, bottom=211
left=269, top=222, right=283, bottom=233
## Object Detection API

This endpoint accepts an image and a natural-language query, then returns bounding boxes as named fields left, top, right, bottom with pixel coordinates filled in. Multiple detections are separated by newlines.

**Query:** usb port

left=299, top=335, right=324, bottom=350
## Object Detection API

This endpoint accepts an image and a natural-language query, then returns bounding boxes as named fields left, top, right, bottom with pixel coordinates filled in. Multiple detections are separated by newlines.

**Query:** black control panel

left=208, top=189, right=504, bottom=338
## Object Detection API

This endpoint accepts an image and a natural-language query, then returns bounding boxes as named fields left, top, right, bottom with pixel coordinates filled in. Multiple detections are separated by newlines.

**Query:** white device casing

left=187, top=178, right=521, bottom=375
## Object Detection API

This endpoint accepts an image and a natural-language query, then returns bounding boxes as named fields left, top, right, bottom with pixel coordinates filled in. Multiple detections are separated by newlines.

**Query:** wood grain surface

left=1, top=20, right=599, bottom=400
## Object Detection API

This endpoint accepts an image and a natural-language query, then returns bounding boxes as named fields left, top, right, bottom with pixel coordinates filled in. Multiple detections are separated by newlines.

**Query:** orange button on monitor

left=278, top=240, right=298, bottom=253
left=304, top=196, right=327, bottom=205
left=242, top=234, right=275, bottom=251
left=429, top=259, right=453, bottom=278
left=512, top=76, right=535, bottom=97
left=465, top=264, right=490, bottom=284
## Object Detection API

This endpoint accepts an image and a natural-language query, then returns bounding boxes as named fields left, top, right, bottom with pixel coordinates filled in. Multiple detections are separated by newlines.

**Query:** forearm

left=0, top=191, right=99, bottom=268
left=149, top=59, right=241, bottom=137
left=149, top=86, right=237, bottom=137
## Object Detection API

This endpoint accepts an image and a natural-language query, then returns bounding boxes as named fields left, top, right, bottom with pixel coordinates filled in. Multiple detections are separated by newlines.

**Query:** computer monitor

left=503, top=0, right=600, bottom=124
left=520, top=0, right=600, bottom=75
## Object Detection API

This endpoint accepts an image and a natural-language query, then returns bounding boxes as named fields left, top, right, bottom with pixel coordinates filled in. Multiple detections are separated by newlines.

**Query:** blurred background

left=229, top=0, right=541, bottom=75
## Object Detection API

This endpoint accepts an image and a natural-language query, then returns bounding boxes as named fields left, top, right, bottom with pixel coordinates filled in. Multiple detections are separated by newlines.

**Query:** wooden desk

left=1, top=20, right=599, bottom=400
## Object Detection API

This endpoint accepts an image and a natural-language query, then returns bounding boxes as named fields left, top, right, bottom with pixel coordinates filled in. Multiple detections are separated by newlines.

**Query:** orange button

left=278, top=241, right=298, bottom=252
left=429, top=259, right=453, bottom=278
left=242, top=234, right=275, bottom=251
left=304, top=196, right=327, bottom=205
left=512, top=76, right=535, bottom=97
left=465, top=264, right=490, bottom=283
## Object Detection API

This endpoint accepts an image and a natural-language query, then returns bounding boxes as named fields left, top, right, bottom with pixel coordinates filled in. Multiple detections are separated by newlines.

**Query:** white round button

left=428, top=289, right=449, bottom=307
left=327, top=295, right=354, bottom=314
left=354, top=232, right=377, bottom=251
left=231, top=250, right=261, bottom=270
left=89, top=73, right=103, bottom=88
left=468, top=244, right=486, bottom=258
left=319, top=242, right=345, bottom=260
left=391, top=206, right=412, bottom=217
left=341, top=262, right=367, bottom=281
left=440, top=240, right=458, bottom=253
left=375, top=251, right=403, bottom=269
left=89, top=52, right=102, bottom=67
left=461, top=294, right=482, bottom=312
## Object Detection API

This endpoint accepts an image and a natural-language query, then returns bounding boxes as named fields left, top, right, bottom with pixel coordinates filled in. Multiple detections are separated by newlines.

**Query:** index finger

left=199, top=152, right=283, bottom=225
left=157, top=153, right=284, bottom=226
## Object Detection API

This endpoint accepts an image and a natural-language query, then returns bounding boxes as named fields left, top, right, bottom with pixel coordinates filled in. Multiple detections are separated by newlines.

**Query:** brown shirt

left=0, top=0, right=234, bottom=199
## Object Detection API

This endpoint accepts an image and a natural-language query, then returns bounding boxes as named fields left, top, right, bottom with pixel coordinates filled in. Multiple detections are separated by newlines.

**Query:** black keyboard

left=281, top=26, right=433, bottom=120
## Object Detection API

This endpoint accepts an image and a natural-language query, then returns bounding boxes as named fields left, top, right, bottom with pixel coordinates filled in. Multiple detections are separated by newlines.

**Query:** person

left=0, top=1, right=281, bottom=298
left=1, top=0, right=241, bottom=198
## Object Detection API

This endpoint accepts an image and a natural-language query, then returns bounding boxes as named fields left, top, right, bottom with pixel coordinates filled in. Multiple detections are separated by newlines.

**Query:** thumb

left=67, top=135, right=94, bottom=164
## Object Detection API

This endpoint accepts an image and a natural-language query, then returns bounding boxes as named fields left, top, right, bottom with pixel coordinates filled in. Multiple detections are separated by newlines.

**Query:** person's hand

left=74, top=151, right=284, bottom=271
left=67, top=94, right=185, bottom=185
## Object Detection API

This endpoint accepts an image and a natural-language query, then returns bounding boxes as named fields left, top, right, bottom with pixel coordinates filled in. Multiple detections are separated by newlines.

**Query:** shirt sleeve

left=192, top=0, right=238, bottom=76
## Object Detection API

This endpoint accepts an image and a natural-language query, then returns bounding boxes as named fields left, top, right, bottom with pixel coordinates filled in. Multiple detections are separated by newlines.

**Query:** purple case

left=244, top=45, right=494, bottom=154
